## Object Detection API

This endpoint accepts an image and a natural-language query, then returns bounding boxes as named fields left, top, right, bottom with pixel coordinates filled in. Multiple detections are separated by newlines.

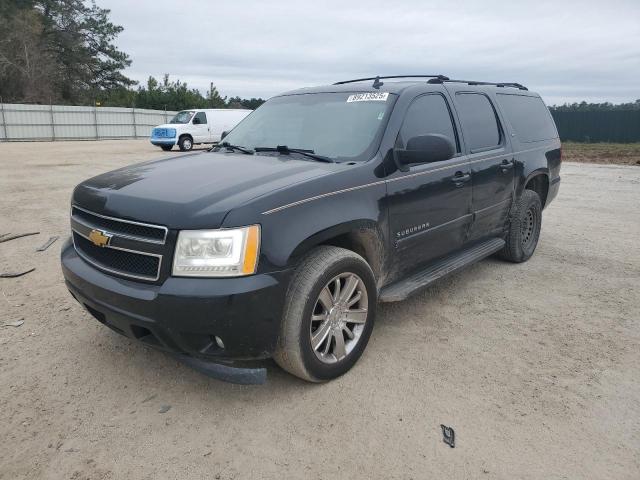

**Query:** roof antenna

left=372, top=76, right=384, bottom=89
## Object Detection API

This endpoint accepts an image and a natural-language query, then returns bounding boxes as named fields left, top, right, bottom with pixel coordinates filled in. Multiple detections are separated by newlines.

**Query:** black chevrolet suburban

left=61, top=75, right=561, bottom=383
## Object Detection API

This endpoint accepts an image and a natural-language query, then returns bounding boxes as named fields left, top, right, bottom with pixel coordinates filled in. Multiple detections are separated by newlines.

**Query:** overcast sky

left=105, top=0, right=640, bottom=105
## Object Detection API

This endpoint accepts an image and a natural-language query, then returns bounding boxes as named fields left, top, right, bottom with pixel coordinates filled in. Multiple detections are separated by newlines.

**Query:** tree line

left=0, top=0, right=264, bottom=110
left=550, top=100, right=640, bottom=112
left=99, top=75, right=265, bottom=111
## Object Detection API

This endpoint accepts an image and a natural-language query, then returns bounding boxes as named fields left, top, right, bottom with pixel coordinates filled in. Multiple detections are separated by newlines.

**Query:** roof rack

left=427, top=77, right=528, bottom=90
left=333, top=75, right=527, bottom=91
left=334, top=75, right=450, bottom=89
left=334, top=75, right=450, bottom=85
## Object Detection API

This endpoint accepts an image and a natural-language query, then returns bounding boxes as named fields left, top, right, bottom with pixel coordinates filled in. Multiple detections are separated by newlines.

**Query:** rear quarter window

left=496, top=94, right=558, bottom=143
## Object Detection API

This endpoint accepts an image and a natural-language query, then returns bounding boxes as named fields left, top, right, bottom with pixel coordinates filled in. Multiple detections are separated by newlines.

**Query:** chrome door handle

left=451, top=172, right=471, bottom=187
left=500, top=159, right=514, bottom=172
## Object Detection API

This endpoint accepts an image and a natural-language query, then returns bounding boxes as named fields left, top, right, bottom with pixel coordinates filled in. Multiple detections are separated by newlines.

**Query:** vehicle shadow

left=78, top=256, right=506, bottom=402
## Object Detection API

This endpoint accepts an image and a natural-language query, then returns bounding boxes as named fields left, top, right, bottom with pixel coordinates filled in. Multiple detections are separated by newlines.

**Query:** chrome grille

left=71, top=206, right=167, bottom=243
left=70, top=206, right=167, bottom=281
left=73, top=233, right=161, bottom=279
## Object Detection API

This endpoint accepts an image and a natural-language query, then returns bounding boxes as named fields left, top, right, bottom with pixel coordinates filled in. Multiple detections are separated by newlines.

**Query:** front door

left=191, top=111, right=210, bottom=143
left=386, top=92, right=472, bottom=279
left=447, top=89, right=515, bottom=240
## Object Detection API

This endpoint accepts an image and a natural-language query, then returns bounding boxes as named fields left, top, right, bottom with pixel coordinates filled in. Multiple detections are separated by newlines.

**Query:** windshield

left=222, top=92, right=395, bottom=161
left=169, top=110, right=195, bottom=124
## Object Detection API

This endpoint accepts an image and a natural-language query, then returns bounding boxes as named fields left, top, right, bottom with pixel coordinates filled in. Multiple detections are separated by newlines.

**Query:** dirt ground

left=562, top=142, right=640, bottom=166
left=1, top=140, right=639, bottom=480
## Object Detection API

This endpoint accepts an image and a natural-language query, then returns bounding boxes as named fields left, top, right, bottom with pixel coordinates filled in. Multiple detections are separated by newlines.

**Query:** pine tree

left=207, top=82, right=226, bottom=108
left=0, top=0, right=134, bottom=103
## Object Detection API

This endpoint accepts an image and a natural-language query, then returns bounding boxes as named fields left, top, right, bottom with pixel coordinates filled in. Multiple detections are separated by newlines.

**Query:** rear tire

left=160, top=145, right=173, bottom=151
left=499, top=189, right=542, bottom=263
left=274, top=246, right=377, bottom=382
left=178, top=135, right=193, bottom=151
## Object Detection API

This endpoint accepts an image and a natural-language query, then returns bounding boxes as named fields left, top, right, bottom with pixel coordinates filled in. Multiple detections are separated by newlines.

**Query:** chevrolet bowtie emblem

left=88, top=229, right=112, bottom=247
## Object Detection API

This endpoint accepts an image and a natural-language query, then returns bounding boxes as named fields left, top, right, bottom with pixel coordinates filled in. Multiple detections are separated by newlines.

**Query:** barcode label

left=346, top=92, right=389, bottom=102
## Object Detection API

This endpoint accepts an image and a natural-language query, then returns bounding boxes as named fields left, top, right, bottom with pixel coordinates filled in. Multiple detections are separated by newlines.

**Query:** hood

left=153, top=123, right=182, bottom=130
left=72, top=151, right=333, bottom=229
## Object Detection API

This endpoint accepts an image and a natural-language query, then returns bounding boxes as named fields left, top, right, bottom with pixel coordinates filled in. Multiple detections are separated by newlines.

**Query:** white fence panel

left=55, top=124, right=97, bottom=139
left=0, top=103, right=177, bottom=141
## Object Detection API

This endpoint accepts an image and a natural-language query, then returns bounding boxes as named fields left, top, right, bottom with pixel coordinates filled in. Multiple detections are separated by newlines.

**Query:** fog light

left=214, top=336, right=225, bottom=349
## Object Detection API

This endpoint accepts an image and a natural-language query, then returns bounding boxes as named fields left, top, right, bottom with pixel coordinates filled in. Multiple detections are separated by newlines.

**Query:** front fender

left=223, top=179, right=389, bottom=274
left=290, top=219, right=383, bottom=259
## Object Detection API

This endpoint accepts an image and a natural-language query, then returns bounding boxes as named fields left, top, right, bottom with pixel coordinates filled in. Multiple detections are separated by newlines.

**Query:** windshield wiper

left=214, top=141, right=254, bottom=154
left=254, top=145, right=334, bottom=163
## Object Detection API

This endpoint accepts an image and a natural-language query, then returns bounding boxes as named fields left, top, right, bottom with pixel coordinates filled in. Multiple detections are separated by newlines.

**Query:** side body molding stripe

left=262, top=145, right=550, bottom=215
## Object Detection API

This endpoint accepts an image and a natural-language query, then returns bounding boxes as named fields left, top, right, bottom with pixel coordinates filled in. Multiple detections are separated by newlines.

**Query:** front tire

left=160, top=145, right=173, bottom=151
left=274, top=246, right=377, bottom=382
left=499, top=189, right=542, bottom=263
left=178, top=135, right=193, bottom=151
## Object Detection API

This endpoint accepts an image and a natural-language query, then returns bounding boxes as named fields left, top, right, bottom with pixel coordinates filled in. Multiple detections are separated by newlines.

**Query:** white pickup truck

left=150, top=109, right=251, bottom=151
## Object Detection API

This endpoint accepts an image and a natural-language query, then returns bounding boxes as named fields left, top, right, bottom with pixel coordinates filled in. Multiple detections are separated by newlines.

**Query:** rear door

left=191, top=111, right=210, bottom=143
left=448, top=89, right=515, bottom=241
left=386, top=92, right=472, bottom=276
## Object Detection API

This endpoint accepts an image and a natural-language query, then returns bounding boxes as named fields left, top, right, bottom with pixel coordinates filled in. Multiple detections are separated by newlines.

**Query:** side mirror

left=192, top=117, right=201, bottom=125
left=395, top=134, right=455, bottom=171
left=220, top=131, right=229, bottom=140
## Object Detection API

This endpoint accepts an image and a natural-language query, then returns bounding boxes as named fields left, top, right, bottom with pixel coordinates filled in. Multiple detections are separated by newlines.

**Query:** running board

left=379, top=238, right=505, bottom=303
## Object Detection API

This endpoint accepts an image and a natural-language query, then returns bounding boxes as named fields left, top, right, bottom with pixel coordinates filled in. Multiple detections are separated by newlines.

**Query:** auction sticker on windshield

left=347, top=92, right=389, bottom=102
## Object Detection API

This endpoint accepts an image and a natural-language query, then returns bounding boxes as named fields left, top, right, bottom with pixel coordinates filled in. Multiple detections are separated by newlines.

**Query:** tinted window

left=193, top=112, right=207, bottom=124
left=455, top=93, right=501, bottom=151
left=497, top=94, right=557, bottom=143
left=222, top=92, right=394, bottom=161
left=399, top=94, right=458, bottom=151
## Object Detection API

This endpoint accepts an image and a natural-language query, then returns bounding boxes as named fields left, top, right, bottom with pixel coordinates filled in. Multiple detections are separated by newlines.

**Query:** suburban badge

left=396, top=222, right=430, bottom=239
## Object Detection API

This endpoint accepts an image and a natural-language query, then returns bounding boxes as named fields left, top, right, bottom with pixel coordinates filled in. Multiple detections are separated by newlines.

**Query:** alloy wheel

left=309, top=272, right=369, bottom=364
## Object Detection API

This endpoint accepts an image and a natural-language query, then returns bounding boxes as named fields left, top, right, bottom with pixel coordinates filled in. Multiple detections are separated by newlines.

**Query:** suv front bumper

left=61, top=238, right=291, bottom=365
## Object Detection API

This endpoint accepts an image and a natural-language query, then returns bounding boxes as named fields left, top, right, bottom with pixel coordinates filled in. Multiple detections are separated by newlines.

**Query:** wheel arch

left=289, top=220, right=387, bottom=284
left=522, top=170, right=550, bottom=208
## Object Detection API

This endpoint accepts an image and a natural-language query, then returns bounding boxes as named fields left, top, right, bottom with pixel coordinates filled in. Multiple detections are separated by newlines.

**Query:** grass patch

left=562, top=142, right=640, bottom=166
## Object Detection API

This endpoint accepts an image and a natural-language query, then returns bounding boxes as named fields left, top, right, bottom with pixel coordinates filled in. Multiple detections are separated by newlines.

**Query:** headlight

left=172, top=225, right=260, bottom=277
